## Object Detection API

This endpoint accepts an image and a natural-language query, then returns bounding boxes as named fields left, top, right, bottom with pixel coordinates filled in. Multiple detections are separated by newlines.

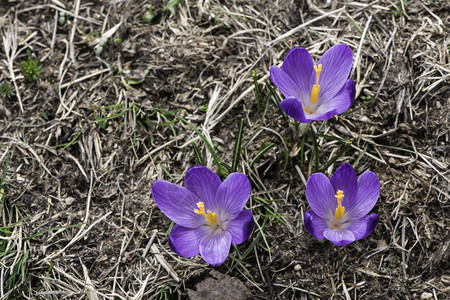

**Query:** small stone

left=294, top=264, right=302, bottom=271
left=65, top=197, right=76, bottom=206
left=188, top=270, right=251, bottom=300
left=388, top=157, right=396, bottom=164
left=420, top=292, right=433, bottom=300
left=436, top=101, right=441, bottom=109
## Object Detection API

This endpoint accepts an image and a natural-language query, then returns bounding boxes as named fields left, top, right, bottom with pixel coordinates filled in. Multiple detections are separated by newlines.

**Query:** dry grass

left=0, top=0, right=449, bottom=299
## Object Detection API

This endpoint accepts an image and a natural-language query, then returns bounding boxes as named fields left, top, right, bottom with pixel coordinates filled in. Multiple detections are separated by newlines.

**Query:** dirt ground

left=0, top=0, right=449, bottom=299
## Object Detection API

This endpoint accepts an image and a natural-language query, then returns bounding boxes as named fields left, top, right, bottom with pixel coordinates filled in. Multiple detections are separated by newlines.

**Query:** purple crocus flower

left=304, top=163, right=380, bottom=246
left=270, top=44, right=356, bottom=123
left=152, top=165, right=254, bottom=266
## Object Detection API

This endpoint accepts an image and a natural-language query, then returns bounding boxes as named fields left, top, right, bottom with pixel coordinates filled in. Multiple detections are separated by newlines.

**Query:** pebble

left=294, top=264, right=302, bottom=271
left=65, top=197, right=76, bottom=206
left=420, top=292, right=433, bottom=300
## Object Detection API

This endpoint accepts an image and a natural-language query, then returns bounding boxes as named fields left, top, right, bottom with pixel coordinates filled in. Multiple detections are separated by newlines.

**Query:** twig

left=69, top=0, right=80, bottom=62
left=59, top=68, right=111, bottom=89
left=2, top=22, right=23, bottom=112
left=44, top=211, right=112, bottom=261
left=273, top=283, right=322, bottom=298
left=417, top=152, right=450, bottom=184
left=151, top=244, right=180, bottom=282
left=351, top=15, right=372, bottom=78
left=51, top=10, right=58, bottom=53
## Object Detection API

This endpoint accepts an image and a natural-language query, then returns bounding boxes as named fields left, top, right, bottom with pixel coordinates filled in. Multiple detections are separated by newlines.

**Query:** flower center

left=194, top=202, right=217, bottom=225
left=334, top=190, right=345, bottom=220
left=310, top=64, right=322, bottom=104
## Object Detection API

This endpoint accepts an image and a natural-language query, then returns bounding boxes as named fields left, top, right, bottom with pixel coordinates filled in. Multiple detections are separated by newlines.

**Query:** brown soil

left=0, top=0, right=449, bottom=299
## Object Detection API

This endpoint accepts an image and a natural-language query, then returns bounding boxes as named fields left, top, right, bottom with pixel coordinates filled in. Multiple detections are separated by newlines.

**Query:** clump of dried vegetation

left=0, top=0, right=448, bottom=299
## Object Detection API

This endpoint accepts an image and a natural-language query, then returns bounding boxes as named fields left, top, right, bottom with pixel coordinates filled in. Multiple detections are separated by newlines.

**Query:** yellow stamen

left=310, top=64, right=322, bottom=104
left=334, top=190, right=345, bottom=220
left=194, top=202, right=217, bottom=224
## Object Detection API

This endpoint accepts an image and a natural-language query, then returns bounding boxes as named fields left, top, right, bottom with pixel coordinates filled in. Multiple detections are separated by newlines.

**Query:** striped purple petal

left=324, top=228, right=356, bottom=246
left=215, top=173, right=251, bottom=219
left=315, top=79, right=355, bottom=116
left=199, top=232, right=232, bottom=266
left=168, top=225, right=203, bottom=257
left=184, top=165, right=222, bottom=208
left=279, top=97, right=310, bottom=123
left=330, top=163, right=358, bottom=210
left=227, top=209, right=254, bottom=244
left=306, top=173, right=336, bottom=218
left=347, top=171, right=380, bottom=220
left=152, top=180, right=203, bottom=228
left=316, top=44, right=353, bottom=102
left=270, top=66, right=300, bottom=99
left=349, top=214, right=379, bottom=240
left=304, top=209, right=328, bottom=240
left=281, top=47, right=314, bottom=100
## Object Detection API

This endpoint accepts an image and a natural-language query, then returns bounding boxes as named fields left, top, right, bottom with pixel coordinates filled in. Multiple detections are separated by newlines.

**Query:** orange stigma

left=194, top=202, right=217, bottom=224
left=310, top=64, right=322, bottom=104
left=334, top=190, right=345, bottom=220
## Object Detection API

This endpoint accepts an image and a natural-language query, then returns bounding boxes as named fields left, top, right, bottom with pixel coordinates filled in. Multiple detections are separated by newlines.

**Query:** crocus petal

left=281, top=47, right=314, bottom=101
left=303, top=108, right=338, bottom=122
left=227, top=209, right=254, bottom=244
left=184, top=165, right=222, bottom=207
left=279, top=97, right=310, bottom=123
left=317, top=44, right=353, bottom=101
left=280, top=89, right=351, bottom=122
left=215, top=173, right=251, bottom=219
left=168, top=225, right=203, bottom=257
left=314, top=79, right=355, bottom=115
left=347, top=171, right=380, bottom=219
left=152, top=180, right=203, bottom=228
left=270, top=66, right=300, bottom=98
left=330, top=163, right=358, bottom=209
left=324, top=228, right=355, bottom=246
left=199, top=232, right=232, bottom=266
left=349, top=214, right=379, bottom=240
left=304, top=209, right=328, bottom=240
left=306, top=173, right=336, bottom=218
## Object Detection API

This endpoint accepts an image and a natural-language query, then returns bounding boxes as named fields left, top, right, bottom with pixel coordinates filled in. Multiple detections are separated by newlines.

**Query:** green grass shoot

left=192, top=142, right=205, bottom=166
left=252, top=70, right=261, bottom=112
left=0, top=82, right=15, bottom=99
left=20, top=49, right=42, bottom=81
left=319, top=141, right=352, bottom=172
left=353, top=144, right=369, bottom=168
left=250, top=143, right=274, bottom=168
left=231, top=119, right=245, bottom=172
